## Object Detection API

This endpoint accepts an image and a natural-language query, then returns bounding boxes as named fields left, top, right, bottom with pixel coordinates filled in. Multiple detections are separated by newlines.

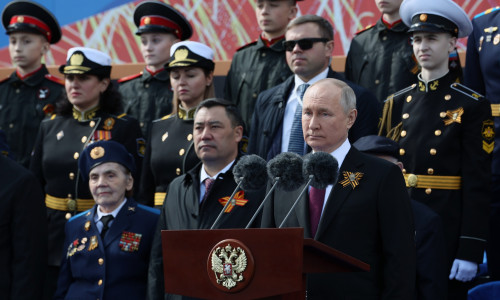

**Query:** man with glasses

left=248, top=15, right=380, bottom=160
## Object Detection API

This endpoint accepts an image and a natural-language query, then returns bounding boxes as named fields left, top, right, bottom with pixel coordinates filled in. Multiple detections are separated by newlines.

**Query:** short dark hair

left=287, top=15, right=334, bottom=41
left=195, top=98, right=245, bottom=129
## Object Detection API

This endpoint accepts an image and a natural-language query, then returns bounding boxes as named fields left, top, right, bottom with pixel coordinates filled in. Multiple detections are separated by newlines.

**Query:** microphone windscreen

left=233, top=154, right=268, bottom=190
left=267, top=152, right=304, bottom=191
left=303, top=152, right=339, bottom=189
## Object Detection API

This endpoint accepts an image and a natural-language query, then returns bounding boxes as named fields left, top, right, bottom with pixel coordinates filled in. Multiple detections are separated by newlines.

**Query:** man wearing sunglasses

left=248, top=14, right=380, bottom=161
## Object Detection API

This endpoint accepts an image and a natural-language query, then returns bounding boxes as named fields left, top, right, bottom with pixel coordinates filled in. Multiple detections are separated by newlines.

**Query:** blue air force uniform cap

left=353, top=135, right=400, bottom=158
left=133, top=0, right=192, bottom=40
left=78, top=140, right=136, bottom=181
left=1, top=0, right=61, bottom=44
left=400, top=0, right=472, bottom=38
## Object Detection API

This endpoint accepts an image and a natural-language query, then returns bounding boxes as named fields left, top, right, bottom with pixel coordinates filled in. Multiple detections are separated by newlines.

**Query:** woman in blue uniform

left=139, top=41, right=215, bottom=207
left=29, top=47, right=144, bottom=299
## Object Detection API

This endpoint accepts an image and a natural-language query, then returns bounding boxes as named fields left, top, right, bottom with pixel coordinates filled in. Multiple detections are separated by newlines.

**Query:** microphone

left=210, top=155, right=267, bottom=229
left=278, top=151, right=339, bottom=228
left=245, top=152, right=305, bottom=228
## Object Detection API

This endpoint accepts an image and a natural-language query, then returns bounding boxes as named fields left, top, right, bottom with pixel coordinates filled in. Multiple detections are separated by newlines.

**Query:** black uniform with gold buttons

left=30, top=108, right=144, bottom=267
left=379, top=71, right=493, bottom=271
left=139, top=107, right=199, bottom=207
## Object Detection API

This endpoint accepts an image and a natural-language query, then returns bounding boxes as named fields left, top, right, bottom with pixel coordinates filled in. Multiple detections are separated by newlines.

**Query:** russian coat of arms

left=210, top=244, right=247, bottom=290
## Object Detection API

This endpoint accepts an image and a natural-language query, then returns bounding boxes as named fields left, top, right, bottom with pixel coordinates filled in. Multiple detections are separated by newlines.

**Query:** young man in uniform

left=224, top=0, right=299, bottom=132
left=0, top=0, right=64, bottom=168
left=118, top=1, right=192, bottom=138
left=379, top=0, right=493, bottom=298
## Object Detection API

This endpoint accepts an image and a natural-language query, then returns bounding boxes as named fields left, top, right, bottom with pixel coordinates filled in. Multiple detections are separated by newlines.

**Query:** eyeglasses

left=283, top=38, right=330, bottom=51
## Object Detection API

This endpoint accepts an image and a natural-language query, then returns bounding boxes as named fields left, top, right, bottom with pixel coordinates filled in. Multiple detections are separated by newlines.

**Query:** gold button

left=9, top=123, right=14, bottom=128
left=98, top=258, right=104, bottom=265
left=74, top=152, right=79, bottom=160
left=81, top=136, right=87, bottom=143
left=407, top=174, right=418, bottom=187
left=402, top=113, right=409, bottom=119
left=89, top=121, right=96, bottom=127
left=402, top=169, right=406, bottom=174
left=406, top=96, right=412, bottom=102
left=98, top=279, right=103, bottom=286
left=427, top=168, right=434, bottom=175
left=401, top=130, right=407, bottom=137
left=187, top=134, right=193, bottom=141
left=15, top=89, right=20, bottom=93
left=261, top=52, right=266, bottom=57
left=145, top=83, right=149, bottom=88
left=382, top=36, right=387, bottom=41
left=430, top=148, right=437, bottom=155
left=65, top=213, right=72, bottom=220
left=69, top=172, right=75, bottom=180
left=140, top=122, right=144, bottom=128
left=375, top=79, right=380, bottom=84
left=444, top=94, right=451, bottom=101
left=425, top=188, right=432, bottom=194
left=179, top=149, right=185, bottom=156
left=399, top=148, right=405, bottom=156
left=440, top=112, right=446, bottom=118
left=252, top=93, right=257, bottom=98
left=176, top=168, right=181, bottom=175
left=435, top=130, right=442, bottom=136
left=68, top=194, right=72, bottom=198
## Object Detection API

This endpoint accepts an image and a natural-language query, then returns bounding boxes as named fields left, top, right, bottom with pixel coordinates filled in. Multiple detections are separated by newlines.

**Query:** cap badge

left=17, top=16, right=24, bottom=23
left=420, top=14, right=427, bottom=22
left=174, top=48, right=189, bottom=61
left=90, top=146, right=105, bottom=159
left=70, top=53, right=84, bottom=66
left=144, top=17, right=151, bottom=25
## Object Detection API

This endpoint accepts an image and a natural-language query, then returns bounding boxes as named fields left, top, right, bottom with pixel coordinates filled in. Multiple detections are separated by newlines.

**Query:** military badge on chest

left=37, top=87, right=50, bottom=100
left=67, top=237, right=89, bottom=257
left=482, top=119, right=495, bottom=154
left=119, top=231, right=142, bottom=252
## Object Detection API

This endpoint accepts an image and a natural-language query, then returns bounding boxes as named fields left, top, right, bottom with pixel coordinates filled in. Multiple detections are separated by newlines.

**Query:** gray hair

left=309, top=78, right=356, bottom=115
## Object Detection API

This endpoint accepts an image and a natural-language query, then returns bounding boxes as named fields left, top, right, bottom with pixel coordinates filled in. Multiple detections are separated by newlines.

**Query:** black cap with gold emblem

left=2, top=0, right=62, bottom=44
left=400, top=0, right=472, bottom=38
left=133, top=0, right=192, bottom=40
left=59, top=47, right=112, bottom=78
left=78, top=140, right=136, bottom=181
left=165, top=41, right=215, bottom=71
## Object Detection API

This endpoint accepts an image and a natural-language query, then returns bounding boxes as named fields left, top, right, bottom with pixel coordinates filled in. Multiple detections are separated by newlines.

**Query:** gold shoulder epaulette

left=384, top=83, right=417, bottom=102
left=160, top=113, right=175, bottom=120
left=117, top=113, right=127, bottom=119
left=50, top=114, right=57, bottom=120
left=355, top=23, right=375, bottom=35
left=450, top=83, right=484, bottom=101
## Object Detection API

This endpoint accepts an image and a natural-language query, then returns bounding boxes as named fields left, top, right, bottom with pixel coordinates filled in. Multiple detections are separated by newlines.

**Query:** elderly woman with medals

left=29, top=47, right=144, bottom=299
left=139, top=41, right=215, bottom=207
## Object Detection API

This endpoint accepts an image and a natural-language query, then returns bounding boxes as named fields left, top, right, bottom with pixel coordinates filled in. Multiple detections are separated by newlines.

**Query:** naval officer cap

left=79, top=140, right=136, bottom=181
left=166, top=41, right=215, bottom=71
left=400, top=0, right=472, bottom=38
left=133, top=0, right=192, bottom=40
left=353, top=135, right=400, bottom=158
left=2, top=0, right=61, bottom=44
left=59, top=47, right=112, bottom=78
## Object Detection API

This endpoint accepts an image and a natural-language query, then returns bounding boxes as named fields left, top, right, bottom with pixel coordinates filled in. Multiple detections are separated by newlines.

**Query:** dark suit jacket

left=261, top=147, right=416, bottom=299
left=248, top=68, right=380, bottom=160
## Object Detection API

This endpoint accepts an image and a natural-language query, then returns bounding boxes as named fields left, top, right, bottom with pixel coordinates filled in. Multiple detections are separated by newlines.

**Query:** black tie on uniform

left=100, top=215, right=114, bottom=238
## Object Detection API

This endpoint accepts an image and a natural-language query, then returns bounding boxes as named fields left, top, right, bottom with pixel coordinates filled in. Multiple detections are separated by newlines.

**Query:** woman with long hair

left=139, top=41, right=215, bottom=207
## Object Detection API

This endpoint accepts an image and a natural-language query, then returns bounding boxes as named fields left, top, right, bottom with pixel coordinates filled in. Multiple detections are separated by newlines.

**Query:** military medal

left=88, top=235, right=98, bottom=251
left=443, top=107, right=464, bottom=125
left=339, top=171, right=364, bottom=189
left=162, top=132, right=168, bottom=142
left=67, top=239, right=80, bottom=257
left=102, top=117, right=115, bottom=130
left=119, top=232, right=142, bottom=252
left=494, top=34, right=500, bottom=45
left=56, top=130, right=64, bottom=140
left=479, top=36, right=484, bottom=51
left=84, top=221, right=91, bottom=231
left=218, top=191, right=248, bottom=213
left=37, top=87, right=50, bottom=100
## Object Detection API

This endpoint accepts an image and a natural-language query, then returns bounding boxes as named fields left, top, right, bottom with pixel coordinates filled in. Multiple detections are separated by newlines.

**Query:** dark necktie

left=288, top=83, right=310, bottom=155
left=309, top=186, right=326, bottom=237
left=100, top=215, right=114, bottom=239
left=202, top=178, right=215, bottom=202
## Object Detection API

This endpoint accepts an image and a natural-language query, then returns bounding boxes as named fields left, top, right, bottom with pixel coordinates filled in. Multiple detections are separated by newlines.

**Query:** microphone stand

left=244, top=177, right=280, bottom=229
left=210, top=177, right=244, bottom=230
left=278, top=175, right=313, bottom=228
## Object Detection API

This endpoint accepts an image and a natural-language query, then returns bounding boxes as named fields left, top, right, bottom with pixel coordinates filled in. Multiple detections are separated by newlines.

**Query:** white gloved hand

left=449, top=259, right=478, bottom=282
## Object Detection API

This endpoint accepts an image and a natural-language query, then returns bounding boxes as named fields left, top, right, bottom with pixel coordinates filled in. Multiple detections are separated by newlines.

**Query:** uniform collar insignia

left=218, top=191, right=248, bottom=213
left=339, top=171, right=364, bottom=189
left=443, top=107, right=464, bottom=125
left=73, top=105, right=100, bottom=121
left=177, top=104, right=196, bottom=121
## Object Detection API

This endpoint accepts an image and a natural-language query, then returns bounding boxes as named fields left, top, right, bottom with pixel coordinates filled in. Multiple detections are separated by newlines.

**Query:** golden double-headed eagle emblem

left=211, top=244, right=247, bottom=290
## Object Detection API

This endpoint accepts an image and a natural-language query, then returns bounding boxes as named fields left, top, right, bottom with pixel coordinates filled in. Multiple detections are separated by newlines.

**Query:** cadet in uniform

left=0, top=0, right=64, bottom=167
left=139, top=41, right=215, bottom=207
left=54, top=140, right=159, bottom=300
left=379, top=1, right=493, bottom=298
left=118, top=1, right=192, bottom=138
left=224, top=0, right=300, bottom=132
left=29, top=47, right=144, bottom=300
left=464, top=6, right=500, bottom=281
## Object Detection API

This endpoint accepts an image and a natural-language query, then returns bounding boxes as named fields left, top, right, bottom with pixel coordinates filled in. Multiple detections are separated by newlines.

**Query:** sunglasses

left=283, top=38, right=330, bottom=51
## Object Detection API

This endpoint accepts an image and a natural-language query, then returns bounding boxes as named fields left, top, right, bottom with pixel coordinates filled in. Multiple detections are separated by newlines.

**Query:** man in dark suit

left=54, top=140, right=159, bottom=300
left=0, top=154, right=46, bottom=300
left=248, top=14, right=380, bottom=161
left=261, top=78, right=415, bottom=299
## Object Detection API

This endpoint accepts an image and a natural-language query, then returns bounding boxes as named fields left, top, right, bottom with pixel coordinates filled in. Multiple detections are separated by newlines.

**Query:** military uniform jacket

left=345, top=19, right=418, bottom=103
left=379, top=72, right=493, bottom=265
left=224, top=36, right=293, bottom=132
left=147, top=159, right=266, bottom=300
left=119, top=68, right=174, bottom=138
left=139, top=113, right=199, bottom=207
left=0, top=65, right=63, bottom=167
left=54, top=198, right=159, bottom=300
left=465, top=7, right=500, bottom=177
left=29, top=109, right=144, bottom=266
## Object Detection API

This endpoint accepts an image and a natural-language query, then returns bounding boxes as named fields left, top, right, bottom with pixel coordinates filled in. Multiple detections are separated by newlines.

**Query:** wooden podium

left=161, top=228, right=369, bottom=299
